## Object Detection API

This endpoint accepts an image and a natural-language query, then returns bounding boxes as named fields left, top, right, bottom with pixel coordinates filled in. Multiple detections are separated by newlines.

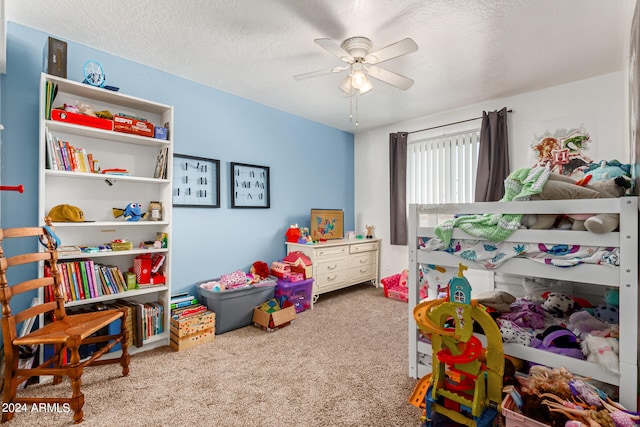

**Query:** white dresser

left=285, top=238, right=380, bottom=307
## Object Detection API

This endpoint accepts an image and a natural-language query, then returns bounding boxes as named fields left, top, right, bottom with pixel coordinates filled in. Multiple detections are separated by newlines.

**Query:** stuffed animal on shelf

left=568, top=310, right=612, bottom=339
left=580, top=334, right=620, bottom=375
left=523, top=168, right=629, bottom=233
left=592, top=288, right=620, bottom=324
left=542, top=292, right=577, bottom=318
left=113, top=202, right=148, bottom=221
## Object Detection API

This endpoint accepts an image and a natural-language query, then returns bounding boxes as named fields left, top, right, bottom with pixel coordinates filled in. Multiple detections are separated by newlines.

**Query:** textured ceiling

left=6, top=0, right=636, bottom=133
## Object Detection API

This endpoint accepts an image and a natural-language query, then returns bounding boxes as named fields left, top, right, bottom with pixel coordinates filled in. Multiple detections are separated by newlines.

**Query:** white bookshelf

left=38, top=72, right=173, bottom=353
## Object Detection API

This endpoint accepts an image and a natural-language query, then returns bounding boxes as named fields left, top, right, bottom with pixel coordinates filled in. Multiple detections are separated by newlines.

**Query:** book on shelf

left=57, top=260, right=134, bottom=302
left=45, top=128, right=58, bottom=170
left=144, top=302, right=163, bottom=338
left=78, top=261, right=93, bottom=299
left=44, top=80, right=56, bottom=120
left=115, top=300, right=144, bottom=348
left=45, top=130, right=99, bottom=173
left=94, top=264, right=110, bottom=296
left=153, top=146, right=169, bottom=179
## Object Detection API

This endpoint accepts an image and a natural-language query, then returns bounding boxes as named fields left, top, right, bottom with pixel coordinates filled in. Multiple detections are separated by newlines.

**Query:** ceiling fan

left=294, top=36, right=418, bottom=96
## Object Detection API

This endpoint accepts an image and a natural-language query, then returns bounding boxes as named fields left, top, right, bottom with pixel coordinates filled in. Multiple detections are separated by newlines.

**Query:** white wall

left=355, top=71, right=628, bottom=280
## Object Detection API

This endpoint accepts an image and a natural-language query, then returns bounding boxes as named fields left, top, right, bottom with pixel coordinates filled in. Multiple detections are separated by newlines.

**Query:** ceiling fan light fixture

left=358, top=79, right=373, bottom=94
left=351, top=69, right=367, bottom=89
left=338, top=75, right=353, bottom=95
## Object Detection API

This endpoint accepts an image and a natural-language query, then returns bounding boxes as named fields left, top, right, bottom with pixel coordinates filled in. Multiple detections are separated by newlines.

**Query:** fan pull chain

left=355, top=91, right=359, bottom=127
left=349, top=91, right=359, bottom=128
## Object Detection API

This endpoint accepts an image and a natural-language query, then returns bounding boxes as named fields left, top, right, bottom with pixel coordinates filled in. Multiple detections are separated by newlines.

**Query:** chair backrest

left=0, top=224, right=67, bottom=348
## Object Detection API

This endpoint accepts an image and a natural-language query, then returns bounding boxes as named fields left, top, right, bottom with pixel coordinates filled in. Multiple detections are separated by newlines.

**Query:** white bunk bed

left=408, top=197, right=639, bottom=410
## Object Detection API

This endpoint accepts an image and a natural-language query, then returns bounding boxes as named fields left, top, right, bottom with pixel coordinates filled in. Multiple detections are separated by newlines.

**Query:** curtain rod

left=406, top=109, right=513, bottom=135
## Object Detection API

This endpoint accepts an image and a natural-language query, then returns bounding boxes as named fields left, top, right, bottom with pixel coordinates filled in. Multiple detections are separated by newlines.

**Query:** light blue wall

left=0, top=23, right=354, bottom=312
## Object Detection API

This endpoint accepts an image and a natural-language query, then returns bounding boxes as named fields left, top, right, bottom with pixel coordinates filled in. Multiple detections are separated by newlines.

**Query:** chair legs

left=67, top=344, right=85, bottom=424
left=119, top=321, right=131, bottom=378
left=1, top=349, right=19, bottom=423
left=1, top=329, right=130, bottom=424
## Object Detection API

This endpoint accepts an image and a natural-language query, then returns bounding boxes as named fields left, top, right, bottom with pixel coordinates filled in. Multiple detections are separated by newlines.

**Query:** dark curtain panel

left=475, top=107, right=510, bottom=202
left=389, top=132, right=408, bottom=245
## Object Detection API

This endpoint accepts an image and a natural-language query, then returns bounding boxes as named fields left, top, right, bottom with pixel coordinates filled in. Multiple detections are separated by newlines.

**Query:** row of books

left=44, top=259, right=131, bottom=303
left=44, top=299, right=165, bottom=362
left=92, top=300, right=164, bottom=349
left=105, top=300, right=164, bottom=347
left=45, top=129, right=100, bottom=173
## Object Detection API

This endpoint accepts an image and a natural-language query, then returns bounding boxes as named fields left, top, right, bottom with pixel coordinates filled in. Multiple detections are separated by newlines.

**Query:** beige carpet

left=5, top=283, right=423, bottom=427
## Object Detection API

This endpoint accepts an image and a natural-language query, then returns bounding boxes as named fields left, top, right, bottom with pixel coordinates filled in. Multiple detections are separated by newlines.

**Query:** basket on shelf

left=110, top=240, right=133, bottom=251
left=381, top=273, right=427, bottom=303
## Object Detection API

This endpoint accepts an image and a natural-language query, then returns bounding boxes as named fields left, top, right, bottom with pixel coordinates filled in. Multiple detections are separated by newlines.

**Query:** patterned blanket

left=434, top=166, right=551, bottom=246
left=419, top=236, right=619, bottom=269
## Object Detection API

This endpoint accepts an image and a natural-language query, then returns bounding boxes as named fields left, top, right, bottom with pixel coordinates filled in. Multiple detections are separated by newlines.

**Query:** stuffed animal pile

left=487, top=282, right=620, bottom=375
left=522, top=160, right=632, bottom=233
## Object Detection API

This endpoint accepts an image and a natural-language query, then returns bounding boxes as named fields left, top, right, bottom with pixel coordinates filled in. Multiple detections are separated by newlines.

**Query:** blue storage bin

left=196, top=278, right=276, bottom=334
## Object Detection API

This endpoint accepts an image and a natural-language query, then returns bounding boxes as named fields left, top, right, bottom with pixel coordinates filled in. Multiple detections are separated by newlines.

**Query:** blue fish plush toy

left=113, top=202, right=148, bottom=221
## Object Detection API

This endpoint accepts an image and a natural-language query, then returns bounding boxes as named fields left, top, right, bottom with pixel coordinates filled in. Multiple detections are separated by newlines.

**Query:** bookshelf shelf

left=65, top=285, right=169, bottom=308
left=46, top=120, right=171, bottom=147
left=45, top=74, right=170, bottom=114
left=58, top=247, right=169, bottom=260
left=38, top=72, right=173, bottom=356
left=45, top=169, right=170, bottom=184
left=51, top=220, right=170, bottom=227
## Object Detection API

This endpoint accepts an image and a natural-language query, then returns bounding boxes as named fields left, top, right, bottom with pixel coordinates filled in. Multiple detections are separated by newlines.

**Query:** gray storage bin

left=196, top=279, right=276, bottom=334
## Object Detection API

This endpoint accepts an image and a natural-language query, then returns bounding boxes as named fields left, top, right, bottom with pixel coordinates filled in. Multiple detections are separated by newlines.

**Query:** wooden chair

left=0, top=221, right=130, bottom=424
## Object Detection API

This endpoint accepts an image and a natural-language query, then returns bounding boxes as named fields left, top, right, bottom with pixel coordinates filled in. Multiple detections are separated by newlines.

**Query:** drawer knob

left=328, top=264, right=337, bottom=270
left=359, top=259, right=366, bottom=264
left=328, top=275, right=337, bottom=281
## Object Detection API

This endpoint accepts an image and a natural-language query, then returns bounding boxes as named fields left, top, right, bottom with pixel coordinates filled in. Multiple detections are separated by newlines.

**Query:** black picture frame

left=172, top=154, right=220, bottom=208
left=230, top=162, right=270, bottom=208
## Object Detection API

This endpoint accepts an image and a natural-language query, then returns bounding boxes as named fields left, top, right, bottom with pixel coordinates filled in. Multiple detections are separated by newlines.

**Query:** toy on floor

left=411, top=263, right=504, bottom=427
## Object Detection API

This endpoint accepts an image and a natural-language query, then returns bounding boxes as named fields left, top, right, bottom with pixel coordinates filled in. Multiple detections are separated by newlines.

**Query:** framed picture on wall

left=310, top=209, right=344, bottom=240
left=230, top=162, right=270, bottom=208
left=172, top=154, right=220, bottom=208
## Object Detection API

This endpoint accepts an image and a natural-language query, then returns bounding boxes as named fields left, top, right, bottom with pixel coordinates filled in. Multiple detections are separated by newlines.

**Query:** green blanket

left=434, top=166, right=550, bottom=247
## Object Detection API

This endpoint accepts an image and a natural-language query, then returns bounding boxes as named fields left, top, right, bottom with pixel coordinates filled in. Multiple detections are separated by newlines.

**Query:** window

left=407, top=129, right=480, bottom=204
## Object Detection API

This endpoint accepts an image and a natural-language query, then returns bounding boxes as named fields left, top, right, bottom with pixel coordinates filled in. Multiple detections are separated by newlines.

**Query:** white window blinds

left=407, top=129, right=480, bottom=204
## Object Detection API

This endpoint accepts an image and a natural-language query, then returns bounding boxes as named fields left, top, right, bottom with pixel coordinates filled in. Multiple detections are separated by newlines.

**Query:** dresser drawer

left=349, top=241, right=378, bottom=254
left=314, top=245, right=349, bottom=259
left=315, top=269, right=349, bottom=289
left=348, top=252, right=375, bottom=268
left=316, top=258, right=348, bottom=275
left=349, top=264, right=376, bottom=282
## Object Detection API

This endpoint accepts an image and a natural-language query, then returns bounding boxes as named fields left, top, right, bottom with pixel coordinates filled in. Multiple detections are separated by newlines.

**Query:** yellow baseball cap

left=48, top=204, right=89, bottom=222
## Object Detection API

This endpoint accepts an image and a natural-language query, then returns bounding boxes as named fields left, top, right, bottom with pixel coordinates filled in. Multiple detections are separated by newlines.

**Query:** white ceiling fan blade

left=365, top=38, right=418, bottom=64
left=367, top=66, right=414, bottom=90
left=294, top=65, right=348, bottom=80
left=314, top=38, right=354, bottom=62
